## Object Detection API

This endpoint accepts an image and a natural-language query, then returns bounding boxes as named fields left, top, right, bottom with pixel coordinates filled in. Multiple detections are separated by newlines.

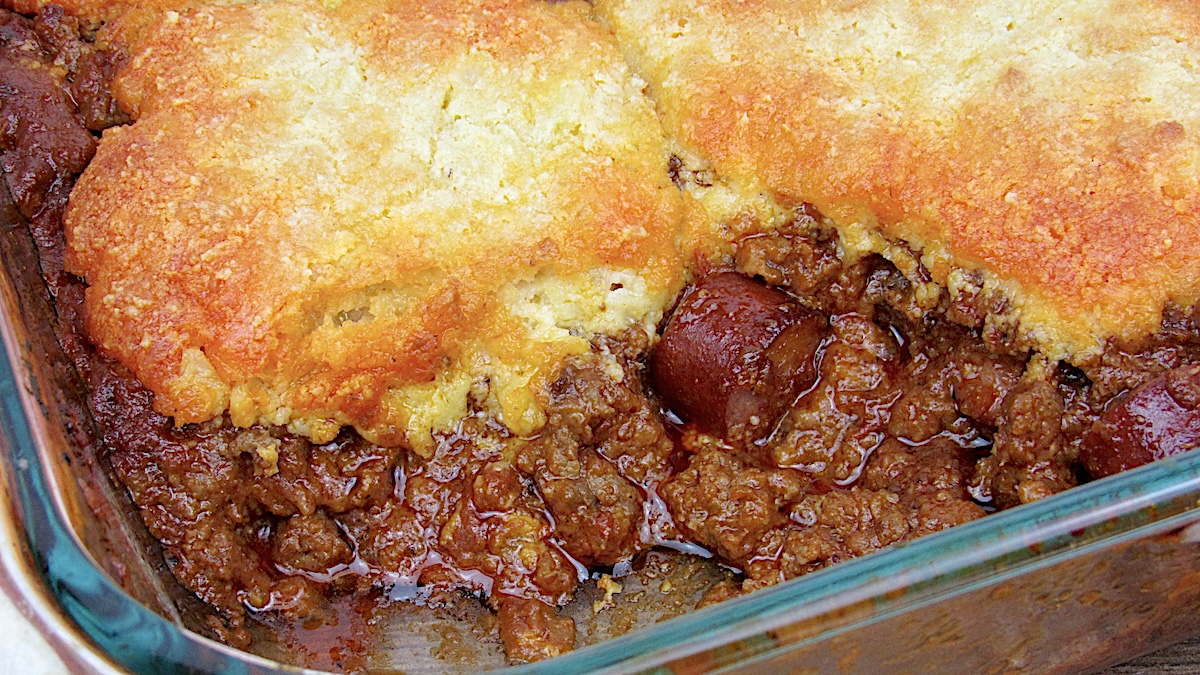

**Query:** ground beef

left=861, top=438, right=986, bottom=534
left=0, top=12, right=95, bottom=219
left=662, top=421, right=985, bottom=590
left=30, top=5, right=129, bottom=131
left=496, top=595, right=576, bottom=663
left=662, top=438, right=809, bottom=564
left=92, top=344, right=608, bottom=655
left=81, top=290, right=670, bottom=662
left=654, top=213, right=1200, bottom=595
left=9, top=6, right=1200, bottom=669
left=515, top=350, right=673, bottom=567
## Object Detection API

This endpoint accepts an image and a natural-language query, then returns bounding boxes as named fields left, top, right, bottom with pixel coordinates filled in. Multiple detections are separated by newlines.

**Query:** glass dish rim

left=4, top=293, right=1200, bottom=675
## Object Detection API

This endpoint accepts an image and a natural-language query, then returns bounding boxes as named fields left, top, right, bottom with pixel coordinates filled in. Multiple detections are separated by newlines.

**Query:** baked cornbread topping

left=65, top=0, right=687, bottom=452
left=5, top=0, right=1200, bottom=669
left=597, top=0, right=1200, bottom=361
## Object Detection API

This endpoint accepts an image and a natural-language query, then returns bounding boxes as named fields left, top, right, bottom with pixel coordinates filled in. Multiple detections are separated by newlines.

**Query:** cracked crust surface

left=65, top=0, right=687, bottom=453
left=597, top=0, right=1200, bottom=359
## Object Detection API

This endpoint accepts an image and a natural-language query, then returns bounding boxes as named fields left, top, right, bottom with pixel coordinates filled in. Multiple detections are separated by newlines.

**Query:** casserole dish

left=5, top=0, right=1200, bottom=672
left=4, top=196, right=1200, bottom=672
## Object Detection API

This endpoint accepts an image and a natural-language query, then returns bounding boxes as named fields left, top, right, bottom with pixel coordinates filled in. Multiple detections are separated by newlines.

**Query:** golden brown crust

left=597, top=0, right=1200, bottom=359
left=65, top=0, right=686, bottom=452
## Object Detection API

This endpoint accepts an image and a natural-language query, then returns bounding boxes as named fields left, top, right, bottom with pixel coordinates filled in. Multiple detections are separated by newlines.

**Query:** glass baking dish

left=3, top=200, right=1200, bottom=674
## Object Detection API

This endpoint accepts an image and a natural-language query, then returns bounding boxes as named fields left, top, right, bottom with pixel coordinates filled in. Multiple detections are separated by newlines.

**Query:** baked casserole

left=2, top=0, right=1200, bottom=667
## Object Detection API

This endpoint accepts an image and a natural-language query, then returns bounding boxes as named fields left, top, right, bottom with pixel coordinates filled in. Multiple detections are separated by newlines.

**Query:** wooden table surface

left=1102, top=637, right=1200, bottom=674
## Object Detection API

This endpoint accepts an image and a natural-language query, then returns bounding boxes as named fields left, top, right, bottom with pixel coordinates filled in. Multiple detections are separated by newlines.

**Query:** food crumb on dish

left=592, top=574, right=623, bottom=613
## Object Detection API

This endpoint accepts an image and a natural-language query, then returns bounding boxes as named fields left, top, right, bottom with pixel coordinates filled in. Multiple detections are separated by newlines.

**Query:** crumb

left=592, top=574, right=623, bottom=613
